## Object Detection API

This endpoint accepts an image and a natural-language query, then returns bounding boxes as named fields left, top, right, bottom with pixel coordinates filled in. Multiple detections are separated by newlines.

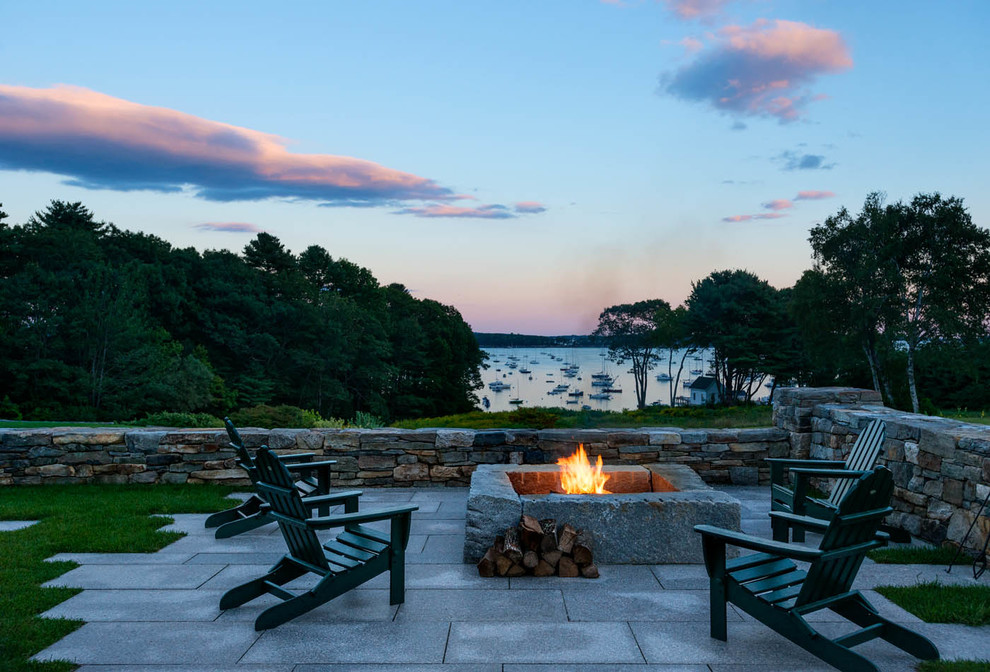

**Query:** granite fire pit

left=464, top=463, right=740, bottom=564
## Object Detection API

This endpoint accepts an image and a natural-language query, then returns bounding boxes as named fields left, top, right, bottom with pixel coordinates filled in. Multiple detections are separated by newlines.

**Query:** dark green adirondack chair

left=767, top=419, right=886, bottom=542
left=220, top=447, right=418, bottom=630
left=695, top=466, right=939, bottom=672
left=204, top=418, right=358, bottom=538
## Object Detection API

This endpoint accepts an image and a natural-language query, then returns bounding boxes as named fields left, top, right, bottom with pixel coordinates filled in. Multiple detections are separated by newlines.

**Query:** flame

left=557, top=444, right=611, bottom=494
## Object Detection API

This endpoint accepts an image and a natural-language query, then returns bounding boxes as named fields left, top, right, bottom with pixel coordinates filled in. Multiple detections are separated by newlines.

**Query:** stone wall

left=0, top=426, right=789, bottom=487
left=773, top=387, right=990, bottom=554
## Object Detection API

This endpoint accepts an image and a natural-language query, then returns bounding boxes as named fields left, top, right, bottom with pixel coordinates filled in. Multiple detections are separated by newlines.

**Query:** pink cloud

left=762, top=199, right=793, bottom=211
left=795, top=190, right=836, bottom=200
left=393, top=204, right=516, bottom=219
left=663, top=19, right=853, bottom=122
left=514, top=201, right=547, bottom=214
left=722, top=213, right=788, bottom=222
left=194, top=222, right=263, bottom=233
left=660, top=0, right=733, bottom=21
left=0, top=84, right=456, bottom=205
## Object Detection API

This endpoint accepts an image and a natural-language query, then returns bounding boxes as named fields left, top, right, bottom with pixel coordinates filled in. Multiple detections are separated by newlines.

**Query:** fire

left=557, top=444, right=611, bottom=494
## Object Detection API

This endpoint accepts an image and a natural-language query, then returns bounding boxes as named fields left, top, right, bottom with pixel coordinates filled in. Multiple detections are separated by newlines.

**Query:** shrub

left=350, top=411, right=384, bottom=428
left=229, top=404, right=319, bottom=429
left=0, top=395, right=22, bottom=420
left=138, top=411, right=224, bottom=427
left=506, top=407, right=560, bottom=429
left=314, top=417, right=347, bottom=428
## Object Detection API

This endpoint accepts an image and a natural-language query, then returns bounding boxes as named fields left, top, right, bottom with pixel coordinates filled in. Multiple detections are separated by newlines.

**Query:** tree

left=655, top=306, right=693, bottom=405
left=808, top=193, right=902, bottom=402
left=894, top=193, right=990, bottom=412
left=685, top=270, right=780, bottom=403
left=593, top=300, right=669, bottom=409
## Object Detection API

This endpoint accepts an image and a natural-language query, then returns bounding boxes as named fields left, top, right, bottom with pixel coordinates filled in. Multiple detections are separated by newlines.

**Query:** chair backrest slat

left=796, top=466, right=893, bottom=606
left=225, top=417, right=259, bottom=480
left=827, top=420, right=886, bottom=506
left=255, top=448, right=330, bottom=571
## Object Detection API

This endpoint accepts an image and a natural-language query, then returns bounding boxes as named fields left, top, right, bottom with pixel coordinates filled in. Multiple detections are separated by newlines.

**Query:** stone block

left=187, top=469, right=247, bottom=482
left=397, top=454, right=418, bottom=464
left=1, top=430, right=51, bottom=449
left=944, top=479, right=964, bottom=505
left=472, top=431, right=507, bottom=447
left=52, top=430, right=125, bottom=446
left=293, top=431, right=324, bottom=452
left=124, top=431, right=167, bottom=454
left=358, top=454, right=396, bottom=470
left=430, top=465, right=462, bottom=479
left=393, top=463, right=430, bottom=481
left=129, top=471, right=158, bottom=484
left=324, top=430, right=362, bottom=451
left=729, top=466, right=759, bottom=485
left=729, top=442, right=768, bottom=453
left=435, top=429, right=475, bottom=448
left=678, top=430, right=707, bottom=444
left=648, top=431, right=681, bottom=445
left=504, top=430, right=539, bottom=446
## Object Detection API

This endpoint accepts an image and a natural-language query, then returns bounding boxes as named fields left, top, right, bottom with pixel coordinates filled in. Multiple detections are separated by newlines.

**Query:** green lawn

left=868, top=545, right=961, bottom=564
left=0, top=484, right=235, bottom=671
left=391, top=404, right=773, bottom=430
left=0, top=421, right=133, bottom=429
left=919, top=662, right=990, bottom=672
left=938, top=410, right=990, bottom=426
left=876, top=582, right=990, bottom=626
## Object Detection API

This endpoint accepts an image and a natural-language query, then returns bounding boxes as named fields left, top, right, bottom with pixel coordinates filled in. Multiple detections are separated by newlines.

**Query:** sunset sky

left=2, top=1, right=988, bottom=334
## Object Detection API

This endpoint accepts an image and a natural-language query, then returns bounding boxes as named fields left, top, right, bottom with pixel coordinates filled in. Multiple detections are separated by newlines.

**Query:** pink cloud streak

left=722, top=213, right=788, bottom=222
left=795, top=190, right=836, bottom=200
left=762, top=199, right=793, bottom=211
left=660, top=0, right=733, bottom=21
left=393, top=204, right=516, bottom=220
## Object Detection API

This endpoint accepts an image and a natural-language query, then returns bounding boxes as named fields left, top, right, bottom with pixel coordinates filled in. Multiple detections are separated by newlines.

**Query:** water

left=477, top=347, right=712, bottom=412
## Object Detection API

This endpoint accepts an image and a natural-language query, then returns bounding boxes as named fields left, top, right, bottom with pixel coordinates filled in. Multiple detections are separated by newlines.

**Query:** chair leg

left=205, top=496, right=264, bottom=528
left=390, top=548, right=406, bottom=606
left=219, top=560, right=304, bottom=610
left=834, top=596, right=940, bottom=662
left=214, top=510, right=272, bottom=539
left=255, top=592, right=323, bottom=631
left=710, top=575, right=727, bottom=641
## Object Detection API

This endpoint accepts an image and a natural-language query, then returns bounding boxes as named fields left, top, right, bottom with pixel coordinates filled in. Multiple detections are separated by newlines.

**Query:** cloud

left=392, top=204, right=517, bottom=219
left=194, top=222, right=263, bottom=233
left=0, top=84, right=461, bottom=206
left=661, top=19, right=853, bottom=122
left=776, top=151, right=836, bottom=170
left=795, top=189, right=836, bottom=200
left=660, top=0, right=733, bottom=21
left=722, top=213, right=787, bottom=222
left=730, top=120, right=747, bottom=131
left=514, top=201, right=547, bottom=214
left=762, top=199, right=793, bottom=211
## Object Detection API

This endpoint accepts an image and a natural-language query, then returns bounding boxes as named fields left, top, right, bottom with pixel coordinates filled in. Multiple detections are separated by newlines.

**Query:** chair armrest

left=300, top=491, right=363, bottom=507
left=766, top=458, right=846, bottom=487
left=306, top=505, right=419, bottom=529
left=694, top=524, right=822, bottom=561
left=277, top=452, right=317, bottom=463
left=765, top=458, right=847, bottom=468
left=769, top=511, right=831, bottom=533
left=790, top=468, right=869, bottom=479
left=286, top=459, right=337, bottom=472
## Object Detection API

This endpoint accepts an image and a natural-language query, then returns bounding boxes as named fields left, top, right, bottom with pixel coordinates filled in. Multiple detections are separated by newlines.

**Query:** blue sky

left=2, top=0, right=988, bottom=334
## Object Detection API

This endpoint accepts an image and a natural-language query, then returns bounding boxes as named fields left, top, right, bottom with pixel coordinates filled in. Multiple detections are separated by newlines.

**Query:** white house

left=689, top=376, right=721, bottom=405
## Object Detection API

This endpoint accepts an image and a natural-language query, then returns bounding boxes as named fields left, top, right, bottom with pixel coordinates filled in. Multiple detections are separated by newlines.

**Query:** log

left=506, top=563, right=527, bottom=577
left=580, top=563, right=600, bottom=579
left=542, top=549, right=562, bottom=568
left=519, top=515, right=544, bottom=551
left=477, top=547, right=496, bottom=577
left=523, top=550, right=539, bottom=569
left=503, top=527, right=523, bottom=563
left=495, top=552, right=514, bottom=577
left=539, top=519, right=558, bottom=554
left=572, top=530, right=594, bottom=566
left=558, top=524, right=578, bottom=554
left=558, top=555, right=579, bottom=578
left=533, top=559, right=556, bottom=577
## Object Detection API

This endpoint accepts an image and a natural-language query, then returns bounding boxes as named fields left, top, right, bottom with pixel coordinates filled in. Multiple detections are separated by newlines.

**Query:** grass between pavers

left=0, top=484, right=236, bottom=672
left=876, top=582, right=990, bottom=626
left=919, top=661, right=990, bottom=671
left=868, top=545, right=961, bottom=564
left=392, top=404, right=773, bottom=429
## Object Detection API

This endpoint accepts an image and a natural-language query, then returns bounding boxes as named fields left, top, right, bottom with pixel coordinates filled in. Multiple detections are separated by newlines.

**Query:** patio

left=33, top=485, right=990, bottom=671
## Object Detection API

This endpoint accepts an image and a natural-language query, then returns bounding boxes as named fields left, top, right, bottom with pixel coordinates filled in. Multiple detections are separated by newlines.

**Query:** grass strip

left=918, top=662, right=990, bottom=671
left=0, top=484, right=235, bottom=672
left=391, top=404, right=773, bottom=429
left=876, top=581, right=990, bottom=626
left=868, top=545, right=961, bottom=564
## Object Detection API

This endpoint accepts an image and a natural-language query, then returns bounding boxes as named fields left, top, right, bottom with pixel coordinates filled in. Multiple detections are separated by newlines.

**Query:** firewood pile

left=476, top=515, right=598, bottom=579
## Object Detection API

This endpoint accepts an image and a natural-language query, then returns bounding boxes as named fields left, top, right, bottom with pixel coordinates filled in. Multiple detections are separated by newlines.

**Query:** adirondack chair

left=695, top=466, right=939, bottom=672
left=220, top=447, right=418, bottom=630
left=767, top=419, right=886, bottom=542
left=204, top=418, right=359, bottom=538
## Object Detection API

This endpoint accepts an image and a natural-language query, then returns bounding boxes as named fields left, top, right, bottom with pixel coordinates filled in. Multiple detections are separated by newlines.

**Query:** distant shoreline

left=474, top=332, right=598, bottom=348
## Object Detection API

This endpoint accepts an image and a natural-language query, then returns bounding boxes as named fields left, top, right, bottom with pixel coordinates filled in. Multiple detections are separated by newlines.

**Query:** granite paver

left=32, top=484, right=990, bottom=670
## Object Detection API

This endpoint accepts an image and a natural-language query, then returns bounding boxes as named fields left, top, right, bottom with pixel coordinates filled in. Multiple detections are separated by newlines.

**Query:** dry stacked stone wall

left=773, top=387, right=990, bottom=555
left=0, top=426, right=789, bottom=487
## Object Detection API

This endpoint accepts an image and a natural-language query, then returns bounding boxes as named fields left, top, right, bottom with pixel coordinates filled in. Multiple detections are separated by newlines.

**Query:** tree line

left=0, top=201, right=484, bottom=422
left=594, top=192, right=990, bottom=413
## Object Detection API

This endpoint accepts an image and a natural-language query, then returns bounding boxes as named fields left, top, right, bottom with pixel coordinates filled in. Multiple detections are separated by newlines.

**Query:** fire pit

left=464, top=449, right=741, bottom=564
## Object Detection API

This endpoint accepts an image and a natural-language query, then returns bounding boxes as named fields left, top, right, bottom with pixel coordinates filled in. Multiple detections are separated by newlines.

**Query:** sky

left=2, top=0, right=988, bottom=335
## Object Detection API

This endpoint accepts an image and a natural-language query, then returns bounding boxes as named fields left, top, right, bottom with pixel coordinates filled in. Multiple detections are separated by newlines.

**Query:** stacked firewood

left=477, top=515, right=598, bottom=579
